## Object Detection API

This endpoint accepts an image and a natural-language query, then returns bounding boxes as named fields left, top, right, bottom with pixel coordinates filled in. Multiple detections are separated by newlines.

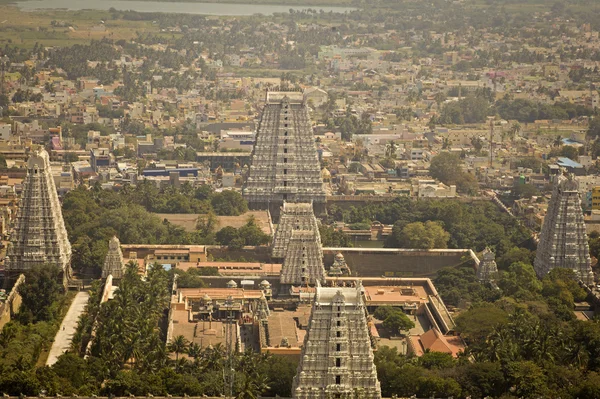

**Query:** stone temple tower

left=272, top=202, right=321, bottom=259
left=243, top=91, right=326, bottom=222
left=534, top=174, right=594, bottom=285
left=102, top=236, right=125, bottom=279
left=292, top=281, right=382, bottom=399
left=280, top=229, right=326, bottom=287
left=5, top=149, right=72, bottom=285
left=477, top=247, right=498, bottom=283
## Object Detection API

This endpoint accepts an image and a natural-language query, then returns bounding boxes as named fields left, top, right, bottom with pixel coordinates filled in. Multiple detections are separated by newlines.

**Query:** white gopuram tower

left=243, top=91, right=326, bottom=221
left=5, top=149, right=72, bottom=285
left=102, top=236, right=125, bottom=279
left=280, top=229, right=326, bottom=287
left=534, top=173, right=594, bottom=284
left=272, top=202, right=321, bottom=259
left=292, top=281, right=382, bottom=399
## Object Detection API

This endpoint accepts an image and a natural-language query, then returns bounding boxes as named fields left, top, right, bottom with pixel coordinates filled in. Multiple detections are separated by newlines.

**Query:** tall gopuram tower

left=292, top=281, right=382, bottom=399
left=280, top=229, right=326, bottom=287
left=477, top=247, right=499, bottom=283
left=102, top=236, right=125, bottom=279
left=5, top=149, right=72, bottom=285
left=272, top=202, right=321, bottom=259
left=243, top=90, right=326, bottom=222
left=534, top=173, right=594, bottom=285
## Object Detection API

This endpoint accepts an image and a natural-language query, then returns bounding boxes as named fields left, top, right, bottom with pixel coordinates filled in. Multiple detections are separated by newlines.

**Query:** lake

left=16, top=0, right=357, bottom=15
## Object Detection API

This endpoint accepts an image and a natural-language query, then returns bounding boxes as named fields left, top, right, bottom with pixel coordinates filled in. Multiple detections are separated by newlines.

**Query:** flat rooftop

left=264, top=306, right=311, bottom=349
left=177, top=287, right=264, bottom=301
left=363, top=285, right=429, bottom=307
left=176, top=261, right=282, bottom=276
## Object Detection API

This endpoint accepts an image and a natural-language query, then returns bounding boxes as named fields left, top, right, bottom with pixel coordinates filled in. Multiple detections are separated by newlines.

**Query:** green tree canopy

left=211, top=190, right=248, bottom=216
left=396, top=221, right=450, bottom=249
left=429, top=152, right=478, bottom=194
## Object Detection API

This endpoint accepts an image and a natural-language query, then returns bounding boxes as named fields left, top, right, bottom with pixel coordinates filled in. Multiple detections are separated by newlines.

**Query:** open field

left=0, top=6, right=160, bottom=48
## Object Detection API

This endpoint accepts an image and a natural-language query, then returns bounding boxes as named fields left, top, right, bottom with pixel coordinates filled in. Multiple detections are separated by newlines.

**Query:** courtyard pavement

left=46, top=290, right=89, bottom=366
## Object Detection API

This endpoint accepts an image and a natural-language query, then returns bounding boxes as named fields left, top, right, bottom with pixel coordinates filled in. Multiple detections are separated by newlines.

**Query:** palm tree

left=442, top=137, right=450, bottom=149
left=188, top=342, right=202, bottom=361
left=553, top=135, right=563, bottom=147
left=168, top=335, right=190, bottom=362
left=384, top=141, right=398, bottom=159
left=510, top=122, right=521, bottom=141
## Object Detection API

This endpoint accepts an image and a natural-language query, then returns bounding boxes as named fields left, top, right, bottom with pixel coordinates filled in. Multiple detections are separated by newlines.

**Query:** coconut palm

left=510, top=122, right=521, bottom=141
left=188, top=342, right=202, bottom=361
left=168, top=335, right=190, bottom=362
left=384, top=141, right=398, bottom=159
left=553, top=135, right=563, bottom=147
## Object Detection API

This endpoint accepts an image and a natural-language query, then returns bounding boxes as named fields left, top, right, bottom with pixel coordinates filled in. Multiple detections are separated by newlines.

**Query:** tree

left=216, top=226, right=239, bottom=245
left=506, top=361, right=548, bottom=398
left=18, top=264, right=64, bottom=323
left=512, top=183, right=539, bottom=199
left=418, top=351, right=455, bottom=369
left=384, top=141, right=398, bottom=159
left=429, top=152, right=478, bottom=194
left=497, top=262, right=542, bottom=300
left=168, top=335, right=189, bottom=363
left=396, top=221, right=449, bottom=249
left=196, top=211, right=218, bottom=236
left=560, top=145, right=579, bottom=160
left=374, top=307, right=415, bottom=335
left=470, top=136, right=484, bottom=153
left=211, top=190, right=248, bottom=216
left=382, top=312, right=415, bottom=334
left=319, top=225, right=351, bottom=247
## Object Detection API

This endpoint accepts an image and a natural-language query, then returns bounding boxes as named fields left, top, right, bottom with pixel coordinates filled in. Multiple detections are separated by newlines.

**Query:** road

left=46, top=291, right=89, bottom=366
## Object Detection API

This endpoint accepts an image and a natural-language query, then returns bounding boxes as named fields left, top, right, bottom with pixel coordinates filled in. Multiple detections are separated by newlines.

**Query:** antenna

left=224, top=295, right=235, bottom=399
left=488, top=117, right=494, bottom=167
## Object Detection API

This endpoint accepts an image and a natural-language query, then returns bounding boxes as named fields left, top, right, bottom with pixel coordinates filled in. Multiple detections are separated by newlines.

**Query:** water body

left=16, top=0, right=357, bottom=15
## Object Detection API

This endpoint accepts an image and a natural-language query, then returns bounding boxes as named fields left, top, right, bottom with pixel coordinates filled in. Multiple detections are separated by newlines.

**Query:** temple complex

left=292, top=281, right=382, bottom=399
left=5, top=149, right=72, bottom=285
left=476, top=247, right=498, bottom=283
left=243, top=91, right=326, bottom=221
left=280, top=229, right=326, bottom=287
left=102, top=236, right=125, bottom=279
left=272, top=202, right=321, bottom=259
left=534, top=173, right=594, bottom=284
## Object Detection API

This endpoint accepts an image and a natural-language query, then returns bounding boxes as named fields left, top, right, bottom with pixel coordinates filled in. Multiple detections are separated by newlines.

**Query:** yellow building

left=592, top=186, right=600, bottom=210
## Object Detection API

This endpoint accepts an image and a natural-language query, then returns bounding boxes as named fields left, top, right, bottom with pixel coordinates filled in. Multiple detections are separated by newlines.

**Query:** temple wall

left=323, top=248, right=474, bottom=278
left=0, top=274, right=24, bottom=330
left=205, top=246, right=475, bottom=278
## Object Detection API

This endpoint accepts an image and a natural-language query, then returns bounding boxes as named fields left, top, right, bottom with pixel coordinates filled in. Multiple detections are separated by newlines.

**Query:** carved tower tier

left=243, top=91, right=326, bottom=222
left=292, top=281, right=382, bottom=399
left=5, top=149, right=72, bottom=285
left=534, top=174, right=594, bottom=284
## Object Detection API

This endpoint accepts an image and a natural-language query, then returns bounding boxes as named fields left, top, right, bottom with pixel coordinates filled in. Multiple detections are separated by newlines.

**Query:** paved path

left=46, top=291, right=89, bottom=366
